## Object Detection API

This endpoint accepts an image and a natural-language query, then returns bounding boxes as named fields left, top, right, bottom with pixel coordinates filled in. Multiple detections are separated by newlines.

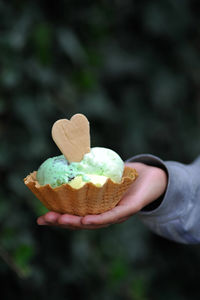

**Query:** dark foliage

left=0, top=0, right=200, bottom=299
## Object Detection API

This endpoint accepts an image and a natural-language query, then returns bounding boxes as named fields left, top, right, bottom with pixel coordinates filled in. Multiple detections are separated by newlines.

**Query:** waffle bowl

left=24, top=166, right=138, bottom=216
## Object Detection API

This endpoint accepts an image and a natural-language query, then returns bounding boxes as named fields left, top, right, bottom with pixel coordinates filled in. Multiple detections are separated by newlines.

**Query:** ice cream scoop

left=36, top=147, right=124, bottom=188
left=36, top=155, right=84, bottom=188
left=73, top=147, right=124, bottom=183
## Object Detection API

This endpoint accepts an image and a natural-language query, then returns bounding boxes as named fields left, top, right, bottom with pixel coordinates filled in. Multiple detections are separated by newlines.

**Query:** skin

left=37, top=162, right=168, bottom=230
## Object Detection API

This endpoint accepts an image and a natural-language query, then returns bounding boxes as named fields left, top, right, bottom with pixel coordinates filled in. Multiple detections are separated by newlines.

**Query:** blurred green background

left=0, top=0, right=200, bottom=299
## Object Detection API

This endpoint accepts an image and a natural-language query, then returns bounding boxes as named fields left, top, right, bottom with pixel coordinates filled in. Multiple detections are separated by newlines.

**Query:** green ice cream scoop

left=72, top=147, right=124, bottom=183
left=36, top=147, right=124, bottom=188
left=36, top=156, right=82, bottom=188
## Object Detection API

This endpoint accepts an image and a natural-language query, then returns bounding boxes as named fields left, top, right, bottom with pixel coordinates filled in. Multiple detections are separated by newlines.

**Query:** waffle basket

left=24, top=166, right=138, bottom=216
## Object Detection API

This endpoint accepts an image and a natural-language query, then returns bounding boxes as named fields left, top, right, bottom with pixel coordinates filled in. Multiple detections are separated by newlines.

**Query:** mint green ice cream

left=36, top=147, right=124, bottom=188
left=36, top=155, right=83, bottom=188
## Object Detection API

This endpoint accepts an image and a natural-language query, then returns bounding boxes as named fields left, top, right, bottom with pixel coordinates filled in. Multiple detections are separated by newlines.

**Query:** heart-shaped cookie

left=52, top=114, right=90, bottom=162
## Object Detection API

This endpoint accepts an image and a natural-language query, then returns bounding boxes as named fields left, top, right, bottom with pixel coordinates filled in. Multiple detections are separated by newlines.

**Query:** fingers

left=37, top=212, right=82, bottom=229
left=58, top=214, right=82, bottom=228
left=37, top=212, right=60, bottom=226
left=37, top=216, right=48, bottom=225
left=37, top=211, right=112, bottom=230
left=57, top=214, right=111, bottom=229
left=81, top=204, right=135, bottom=226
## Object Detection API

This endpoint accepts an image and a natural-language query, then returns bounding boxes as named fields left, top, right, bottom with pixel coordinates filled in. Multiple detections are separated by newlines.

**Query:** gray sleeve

left=126, top=154, right=200, bottom=244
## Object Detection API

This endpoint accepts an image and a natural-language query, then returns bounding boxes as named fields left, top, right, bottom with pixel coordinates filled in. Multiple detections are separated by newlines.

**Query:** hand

left=37, top=162, right=168, bottom=230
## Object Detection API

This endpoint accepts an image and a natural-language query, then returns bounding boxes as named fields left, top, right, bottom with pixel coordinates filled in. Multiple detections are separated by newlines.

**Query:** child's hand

left=37, top=162, right=168, bottom=230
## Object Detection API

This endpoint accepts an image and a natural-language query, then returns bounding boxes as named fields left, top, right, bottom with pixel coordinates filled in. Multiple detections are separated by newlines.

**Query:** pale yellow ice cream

left=68, top=174, right=108, bottom=189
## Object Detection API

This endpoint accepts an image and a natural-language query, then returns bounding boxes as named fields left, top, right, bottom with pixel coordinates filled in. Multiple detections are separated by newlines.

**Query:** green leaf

left=13, top=244, right=34, bottom=275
